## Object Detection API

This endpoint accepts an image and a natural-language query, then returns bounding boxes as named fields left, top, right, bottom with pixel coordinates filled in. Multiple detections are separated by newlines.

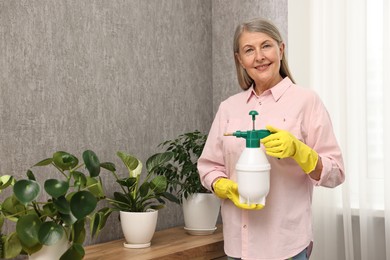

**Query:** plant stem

left=132, top=175, right=140, bottom=200
left=72, top=163, right=85, bottom=172
left=110, top=170, right=128, bottom=195
left=51, top=162, right=68, bottom=179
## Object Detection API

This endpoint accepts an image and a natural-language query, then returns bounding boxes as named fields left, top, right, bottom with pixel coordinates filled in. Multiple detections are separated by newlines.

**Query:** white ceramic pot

left=182, top=193, right=221, bottom=235
left=120, top=209, right=158, bottom=248
left=29, top=232, right=70, bottom=260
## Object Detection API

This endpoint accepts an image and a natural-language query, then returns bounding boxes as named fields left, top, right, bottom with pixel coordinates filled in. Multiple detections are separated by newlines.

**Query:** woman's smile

left=255, top=63, right=271, bottom=71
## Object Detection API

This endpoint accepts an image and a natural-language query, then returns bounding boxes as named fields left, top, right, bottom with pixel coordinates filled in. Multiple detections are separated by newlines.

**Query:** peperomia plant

left=0, top=150, right=111, bottom=260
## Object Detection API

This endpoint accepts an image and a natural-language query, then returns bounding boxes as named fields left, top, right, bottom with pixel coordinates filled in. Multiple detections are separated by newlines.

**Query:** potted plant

left=151, top=130, right=221, bottom=235
left=0, top=150, right=111, bottom=260
left=102, top=151, right=178, bottom=248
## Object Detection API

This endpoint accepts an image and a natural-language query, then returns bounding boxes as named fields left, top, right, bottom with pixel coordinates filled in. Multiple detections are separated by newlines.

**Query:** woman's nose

left=255, top=49, right=265, bottom=62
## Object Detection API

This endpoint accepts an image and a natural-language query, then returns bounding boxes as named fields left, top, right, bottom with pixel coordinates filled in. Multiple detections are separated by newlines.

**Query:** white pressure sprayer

left=225, top=110, right=271, bottom=206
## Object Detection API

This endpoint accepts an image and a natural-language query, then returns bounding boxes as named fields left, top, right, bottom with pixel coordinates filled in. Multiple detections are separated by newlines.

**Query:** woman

left=197, top=18, right=345, bottom=260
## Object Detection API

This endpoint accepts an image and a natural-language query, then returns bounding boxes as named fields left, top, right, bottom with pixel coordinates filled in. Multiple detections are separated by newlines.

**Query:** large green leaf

left=60, top=243, right=85, bottom=260
left=125, top=177, right=137, bottom=188
left=13, top=179, right=40, bottom=204
left=26, top=169, right=36, bottom=181
left=116, top=177, right=136, bottom=188
left=3, top=232, right=23, bottom=259
left=90, top=207, right=112, bottom=238
left=38, top=221, right=64, bottom=245
left=83, top=150, right=101, bottom=177
left=162, top=191, right=180, bottom=204
left=90, top=212, right=101, bottom=240
left=53, top=151, right=79, bottom=171
left=16, top=214, right=42, bottom=249
left=100, top=162, right=116, bottom=172
left=53, top=196, right=70, bottom=214
left=113, top=192, right=130, bottom=205
left=72, top=171, right=87, bottom=188
left=146, top=152, right=173, bottom=173
left=1, top=196, right=26, bottom=220
left=86, top=177, right=104, bottom=198
left=0, top=214, right=4, bottom=230
left=44, top=179, right=69, bottom=198
left=150, top=175, right=167, bottom=193
left=0, top=175, right=14, bottom=191
left=33, top=157, right=53, bottom=167
left=116, top=151, right=141, bottom=177
left=70, top=191, right=97, bottom=220
left=42, top=202, right=57, bottom=217
left=72, top=219, right=86, bottom=244
left=111, top=192, right=132, bottom=211
left=139, top=182, right=150, bottom=197
left=59, top=212, right=77, bottom=226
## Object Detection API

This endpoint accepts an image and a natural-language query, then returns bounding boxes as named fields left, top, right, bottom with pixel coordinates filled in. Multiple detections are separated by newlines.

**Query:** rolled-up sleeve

left=307, top=93, right=345, bottom=188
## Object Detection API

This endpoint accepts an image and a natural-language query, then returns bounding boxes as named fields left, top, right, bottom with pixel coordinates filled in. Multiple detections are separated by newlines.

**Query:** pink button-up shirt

left=198, top=77, right=345, bottom=260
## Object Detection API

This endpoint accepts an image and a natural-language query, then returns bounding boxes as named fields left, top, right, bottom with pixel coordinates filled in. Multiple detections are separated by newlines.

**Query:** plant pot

left=29, top=232, right=70, bottom=260
left=120, top=209, right=158, bottom=248
left=182, top=193, right=221, bottom=235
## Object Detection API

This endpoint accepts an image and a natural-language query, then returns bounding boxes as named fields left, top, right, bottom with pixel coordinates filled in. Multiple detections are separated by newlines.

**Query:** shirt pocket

left=223, top=118, right=248, bottom=153
left=222, top=118, right=246, bottom=179
left=262, top=116, right=304, bottom=142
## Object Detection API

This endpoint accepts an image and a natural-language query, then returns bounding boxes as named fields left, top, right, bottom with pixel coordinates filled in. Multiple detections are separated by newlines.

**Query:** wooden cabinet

left=84, top=225, right=225, bottom=260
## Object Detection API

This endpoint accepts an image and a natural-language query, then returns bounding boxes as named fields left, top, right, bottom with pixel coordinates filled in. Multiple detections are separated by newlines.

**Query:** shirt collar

left=246, top=77, right=293, bottom=103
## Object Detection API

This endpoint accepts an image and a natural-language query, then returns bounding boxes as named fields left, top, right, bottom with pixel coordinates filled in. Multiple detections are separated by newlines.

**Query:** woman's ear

left=279, top=42, right=285, bottom=59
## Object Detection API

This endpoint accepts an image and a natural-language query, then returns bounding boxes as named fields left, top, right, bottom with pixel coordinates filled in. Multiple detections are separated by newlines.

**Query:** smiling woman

left=198, top=17, right=344, bottom=260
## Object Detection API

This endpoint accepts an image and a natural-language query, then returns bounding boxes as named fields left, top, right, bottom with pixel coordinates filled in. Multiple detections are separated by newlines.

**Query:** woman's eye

left=244, top=49, right=253, bottom=54
left=262, top=44, right=271, bottom=49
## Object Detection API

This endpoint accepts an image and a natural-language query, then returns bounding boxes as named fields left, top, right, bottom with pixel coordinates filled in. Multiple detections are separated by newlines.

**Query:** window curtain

left=303, top=0, right=390, bottom=259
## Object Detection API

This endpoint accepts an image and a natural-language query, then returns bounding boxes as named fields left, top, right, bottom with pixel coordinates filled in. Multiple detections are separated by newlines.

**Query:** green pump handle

left=224, top=110, right=271, bottom=148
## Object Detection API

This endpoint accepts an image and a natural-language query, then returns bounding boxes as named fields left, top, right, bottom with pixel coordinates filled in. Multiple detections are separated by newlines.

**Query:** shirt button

left=259, top=101, right=262, bottom=105
left=243, top=225, right=247, bottom=229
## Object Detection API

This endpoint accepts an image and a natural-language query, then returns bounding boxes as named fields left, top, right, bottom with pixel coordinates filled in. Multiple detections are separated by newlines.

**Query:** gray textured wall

left=0, top=0, right=212, bottom=246
left=0, top=0, right=287, bottom=249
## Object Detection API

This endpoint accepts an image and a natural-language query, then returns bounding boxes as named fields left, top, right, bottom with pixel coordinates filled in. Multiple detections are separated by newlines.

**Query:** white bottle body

left=236, top=147, right=270, bottom=205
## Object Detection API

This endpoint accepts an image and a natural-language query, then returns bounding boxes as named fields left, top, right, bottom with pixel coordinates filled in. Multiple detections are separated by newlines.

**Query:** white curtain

left=290, top=0, right=390, bottom=259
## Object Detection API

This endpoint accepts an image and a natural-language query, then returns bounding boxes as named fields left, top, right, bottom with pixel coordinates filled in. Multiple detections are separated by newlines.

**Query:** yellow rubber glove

left=260, top=125, right=319, bottom=174
left=213, top=178, right=264, bottom=210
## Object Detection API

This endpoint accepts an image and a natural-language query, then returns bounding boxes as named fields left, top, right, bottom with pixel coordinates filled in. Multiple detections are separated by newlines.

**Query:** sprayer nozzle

left=224, top=133, right=233, bottom=136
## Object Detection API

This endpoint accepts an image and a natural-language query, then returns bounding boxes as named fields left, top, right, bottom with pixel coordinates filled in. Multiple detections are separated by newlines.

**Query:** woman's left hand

left=260, top=125, right=318, bottom=174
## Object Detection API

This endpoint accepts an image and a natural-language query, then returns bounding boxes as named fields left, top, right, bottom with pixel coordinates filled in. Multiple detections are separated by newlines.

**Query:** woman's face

left=236, top=31, right=284, bottom=93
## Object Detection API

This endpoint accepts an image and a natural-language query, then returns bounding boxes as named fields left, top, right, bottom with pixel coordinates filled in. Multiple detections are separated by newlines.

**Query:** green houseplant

left=152, top=130, right=209, bottom=203
left=151, top=130, right=221, bottom=235
left=102, top=151, right=178, bottom=248
left=0, top=150, right=111, bottom=260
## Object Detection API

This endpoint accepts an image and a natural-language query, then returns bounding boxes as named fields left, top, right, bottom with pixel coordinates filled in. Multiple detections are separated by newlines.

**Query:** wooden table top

left=84, top=224, right=225, bottom=260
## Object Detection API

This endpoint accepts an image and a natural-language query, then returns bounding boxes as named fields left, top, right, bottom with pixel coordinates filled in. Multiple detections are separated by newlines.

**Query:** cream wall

left=288, top=0, right=310, bottom=87
left=0, top=0, right=287, bottom=247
